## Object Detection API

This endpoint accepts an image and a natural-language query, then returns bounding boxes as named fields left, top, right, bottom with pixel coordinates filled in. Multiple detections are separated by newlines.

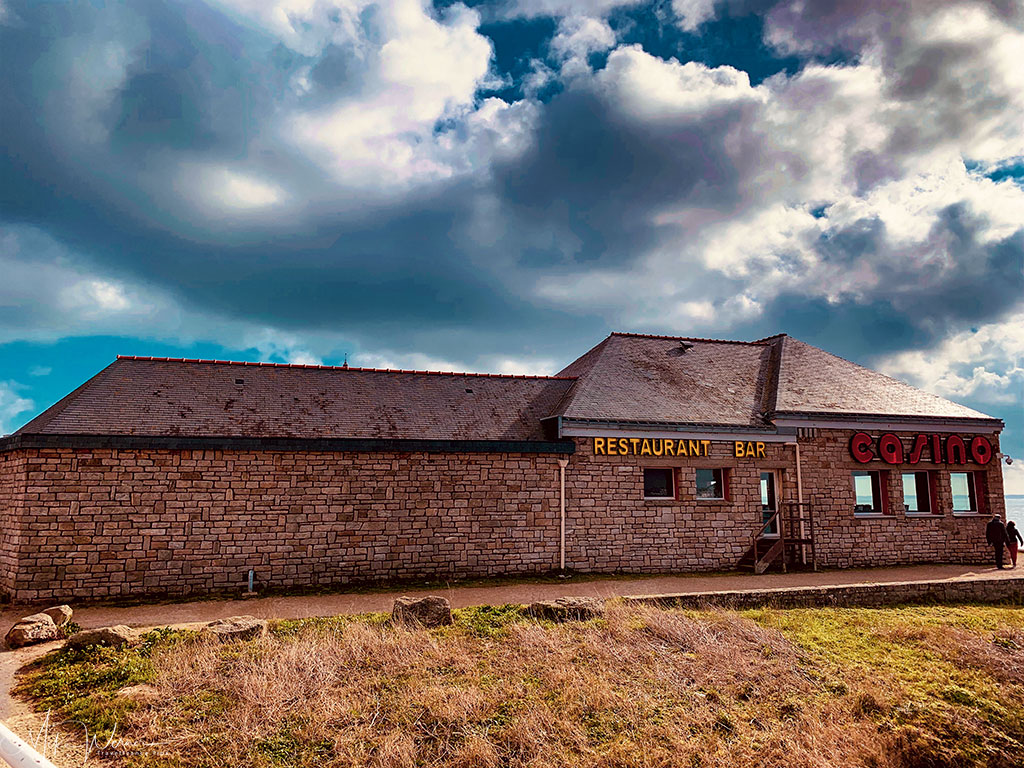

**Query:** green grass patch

left=15, top=627, right=188, bottom=740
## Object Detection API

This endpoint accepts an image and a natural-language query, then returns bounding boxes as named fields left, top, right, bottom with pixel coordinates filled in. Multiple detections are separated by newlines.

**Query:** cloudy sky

left=1, top=0, right=1021, bottom=490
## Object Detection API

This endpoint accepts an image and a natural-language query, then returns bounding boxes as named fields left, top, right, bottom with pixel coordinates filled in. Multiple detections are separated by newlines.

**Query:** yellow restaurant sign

left=593, top=437, right=766, bottom=458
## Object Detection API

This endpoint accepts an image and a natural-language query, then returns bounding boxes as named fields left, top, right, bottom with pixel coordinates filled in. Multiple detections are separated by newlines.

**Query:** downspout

left=794, top=441, right=806, bottom=566
left=557, top=458, right=569, bottom=571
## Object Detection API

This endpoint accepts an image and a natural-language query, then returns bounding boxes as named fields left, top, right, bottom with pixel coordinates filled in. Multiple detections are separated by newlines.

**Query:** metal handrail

left=0, top=719, right=59, bottom=768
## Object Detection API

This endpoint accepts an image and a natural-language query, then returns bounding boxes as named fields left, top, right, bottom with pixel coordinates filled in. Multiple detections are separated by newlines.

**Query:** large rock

left=527, top=597, right=605, bottom=623
left=392, top=596, right=453, bottom=628
left=4, top=613, right=59, bottom=649
left=65, top=625, right=134, bottom=650
left=42, top=605, right=73, bottom=627
left=204, top=615, right=268, bottom=642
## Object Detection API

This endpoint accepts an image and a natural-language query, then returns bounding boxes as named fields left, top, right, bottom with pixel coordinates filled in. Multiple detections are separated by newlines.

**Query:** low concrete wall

left=624, top=575, right=1024, bottom=610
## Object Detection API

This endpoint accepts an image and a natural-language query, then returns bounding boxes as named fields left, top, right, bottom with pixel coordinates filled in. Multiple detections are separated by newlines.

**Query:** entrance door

left=760, top=472, right=779, bottom=537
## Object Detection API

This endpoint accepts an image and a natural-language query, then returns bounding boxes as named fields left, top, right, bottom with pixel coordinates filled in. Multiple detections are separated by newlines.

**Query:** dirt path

left=3, top=563, right=1017, bottom=636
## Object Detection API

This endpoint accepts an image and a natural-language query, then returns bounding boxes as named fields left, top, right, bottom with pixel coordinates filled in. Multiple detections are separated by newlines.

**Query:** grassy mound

left=15, top=604, right=1024, bottom=767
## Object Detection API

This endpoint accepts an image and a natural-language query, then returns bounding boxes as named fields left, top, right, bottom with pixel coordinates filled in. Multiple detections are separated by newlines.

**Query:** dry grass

left=17, top=603, right=1024, bottom=768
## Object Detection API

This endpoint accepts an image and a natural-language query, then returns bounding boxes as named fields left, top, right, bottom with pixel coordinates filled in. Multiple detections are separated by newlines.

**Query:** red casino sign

left=849, top=432, right=993, bottom=465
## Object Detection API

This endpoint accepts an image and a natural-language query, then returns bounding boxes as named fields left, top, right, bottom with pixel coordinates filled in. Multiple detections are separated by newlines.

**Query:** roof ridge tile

left=114, top=355, right=576, bottom=381
left=609, top=331, right=765, bottom=345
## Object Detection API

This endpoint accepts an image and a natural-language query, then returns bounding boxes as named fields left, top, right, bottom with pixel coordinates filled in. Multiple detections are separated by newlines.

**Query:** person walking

left=986, top=514, right=1011, bottom=569
left=1007, top=521, right=1023, bottom=569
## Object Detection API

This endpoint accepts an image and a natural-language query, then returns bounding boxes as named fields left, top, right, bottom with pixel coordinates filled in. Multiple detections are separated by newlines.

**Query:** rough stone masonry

left=0, top=332, right=1008, bottom=602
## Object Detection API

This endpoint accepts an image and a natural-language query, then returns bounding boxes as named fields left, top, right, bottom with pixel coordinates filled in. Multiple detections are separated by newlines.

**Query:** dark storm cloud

left=0, top=0, right=612, bottom=362
left=1, top=0, right=1022, bottom=376
left=493, top=70, right=763, bottom=264
left=736, top=205, right=1024, bottom=361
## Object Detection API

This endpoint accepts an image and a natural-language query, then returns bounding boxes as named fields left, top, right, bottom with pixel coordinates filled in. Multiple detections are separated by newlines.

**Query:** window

left=852, top=470, right=886, bottom=515
left=902, top=471, right=934, bottom=514
left=696, top=468, right=727, bottom=500
left=643, top=468, right=674, bottom=499
left=950, top=472, right=986, bottom=515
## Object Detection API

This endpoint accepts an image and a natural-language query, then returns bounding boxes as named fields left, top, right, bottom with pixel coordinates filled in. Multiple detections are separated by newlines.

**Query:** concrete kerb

left=622, top=575, right=1024, bottom=611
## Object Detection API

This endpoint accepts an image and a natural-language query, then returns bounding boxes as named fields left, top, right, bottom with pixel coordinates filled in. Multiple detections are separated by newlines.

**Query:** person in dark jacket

left=986, top=514, right=1011, bottom=569
left=1007, top=521, right=1023, bottom=569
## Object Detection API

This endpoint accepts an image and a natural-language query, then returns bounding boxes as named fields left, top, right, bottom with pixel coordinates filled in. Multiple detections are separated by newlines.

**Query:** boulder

left=204, top=615, right=268, bottom=642
left=4, top=613, right=59, bottom=649
left=392, top=596, right=453, bottom=628
left=42, top=605, right=73, bottom=627
left=64, top=625, right=134, bottom=650
left=527, top=597, right=605, bottom=623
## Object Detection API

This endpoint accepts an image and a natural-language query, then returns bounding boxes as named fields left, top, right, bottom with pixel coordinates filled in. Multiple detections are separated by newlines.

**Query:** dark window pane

left=696, top=468, right=724, bottom=499
left=644, top=468, right=673, bottom=498
left=915, top=472, right=931, bottom=513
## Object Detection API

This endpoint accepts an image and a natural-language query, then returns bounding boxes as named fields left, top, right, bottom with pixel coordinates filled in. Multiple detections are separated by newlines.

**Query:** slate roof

left=552, top=334, right=774, bottom=428
left=552, top=332, right=1000, bottom=428
left=15, top=357, right=576, bottom=441
left=13, top=334, right=1000, bottom=441
left=771, top=337, right=996, bottom=421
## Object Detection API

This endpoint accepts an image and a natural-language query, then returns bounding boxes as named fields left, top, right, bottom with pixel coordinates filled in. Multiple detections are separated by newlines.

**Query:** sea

left=1007, top=495, right=1024, bottom=530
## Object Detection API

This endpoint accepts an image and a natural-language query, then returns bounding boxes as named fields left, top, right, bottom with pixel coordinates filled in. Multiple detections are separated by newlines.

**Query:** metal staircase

left=737, top=502, right=817, bottom=574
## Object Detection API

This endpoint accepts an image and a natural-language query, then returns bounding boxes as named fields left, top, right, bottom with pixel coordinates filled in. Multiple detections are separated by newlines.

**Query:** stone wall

left=0, top=451, right=25, bottom=600
left=799, top=429, right=1004, bottom=569
left=4, top=448, right=563, bottom=602
left=0, top=425, right=1009, bottom=601
left=564, top=438, right=796, bottom=573
left=627, top=575, right=1024, bottom=610
left=562, top=428, right=1003, bottom=573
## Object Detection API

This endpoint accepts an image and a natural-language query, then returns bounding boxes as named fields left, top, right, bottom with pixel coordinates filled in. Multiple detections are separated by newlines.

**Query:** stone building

left=0, top=332, right=1005, bottom=602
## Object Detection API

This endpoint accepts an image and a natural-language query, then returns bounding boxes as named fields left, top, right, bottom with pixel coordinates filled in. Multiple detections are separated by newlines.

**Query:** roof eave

left=770, top=410, right=1004, bottom=430
left=560, top=417, right=777, bottom=434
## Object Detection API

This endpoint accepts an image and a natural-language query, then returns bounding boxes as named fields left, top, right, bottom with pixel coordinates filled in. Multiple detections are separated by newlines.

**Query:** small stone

left=42, top=605, right=73, bottom=627
left=527, top=597, right=605, bottom=622
left=204, top=615, right=268, bottom=642
left=4, top=613, right=59, bottom=649
left=392, top=596, right=453, bottom=628
left=65, top=625, right=134, bottom=650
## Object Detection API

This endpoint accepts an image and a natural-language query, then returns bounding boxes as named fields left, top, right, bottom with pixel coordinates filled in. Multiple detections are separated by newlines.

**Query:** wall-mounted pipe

left=0, top=719, right=59, bottom=768
left=795, top=442, right=806, bottom=566
left=557, top=458, right=569, bottom=571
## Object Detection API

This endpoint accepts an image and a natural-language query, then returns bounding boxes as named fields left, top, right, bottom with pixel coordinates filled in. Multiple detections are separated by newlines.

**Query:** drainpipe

left=557, top=458, right=569, bottom=571
left=0, top=719, right=59, bottom=768
left=794, top=441, right=806, bottom=566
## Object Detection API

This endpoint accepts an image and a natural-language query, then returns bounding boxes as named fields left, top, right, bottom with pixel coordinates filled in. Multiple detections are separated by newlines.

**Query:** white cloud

left=499, top=0, right=643, bottom=19
left=671, top=0, right=718, bottom=31
left=877, top=313, right=1024, bottom=404
left=283, top=0, right=502, bottom=189
left=551, top=16, right=616, bottom=76
left=1003, top=461, right=1024, bottom=495
left=195, top=168, right=286, bottom=211
left=596, top=46, right=761, bottom=118
left=0, top=382, right=33, bottom=436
